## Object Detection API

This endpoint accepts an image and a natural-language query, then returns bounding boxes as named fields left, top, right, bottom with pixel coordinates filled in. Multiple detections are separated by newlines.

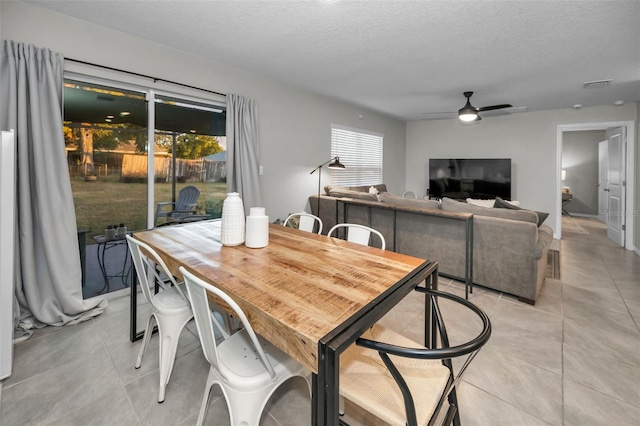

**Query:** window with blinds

left=330, top=125, right=383, bottom=187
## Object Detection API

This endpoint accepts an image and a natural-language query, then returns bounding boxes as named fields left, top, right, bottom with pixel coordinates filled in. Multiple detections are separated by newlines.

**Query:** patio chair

left=327, top=223, right=386, bottom=250
left=284, top=212, right=323, bottom=234
left=179, top=266, right=311, bottom=426
left=339, top=288, right=492, bottom=426
left=154, top=185, right=200, bottom=226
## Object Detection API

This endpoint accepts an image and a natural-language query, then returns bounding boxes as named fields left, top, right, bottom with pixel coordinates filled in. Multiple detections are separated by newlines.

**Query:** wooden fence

left=121, top=155, right=226, bottom=182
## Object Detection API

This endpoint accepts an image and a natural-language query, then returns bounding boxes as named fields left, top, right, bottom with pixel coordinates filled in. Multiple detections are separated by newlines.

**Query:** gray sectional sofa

left=309, top=185, right=553, bottom=304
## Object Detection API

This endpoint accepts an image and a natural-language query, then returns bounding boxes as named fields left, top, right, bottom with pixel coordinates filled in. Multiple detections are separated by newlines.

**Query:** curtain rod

left=65, top=58, right=227, bottom=98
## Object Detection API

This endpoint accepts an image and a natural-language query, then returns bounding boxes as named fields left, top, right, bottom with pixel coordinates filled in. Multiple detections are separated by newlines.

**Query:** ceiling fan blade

left=421, top=111, right=455, bottom=115
left=478, top=104, right=513, bottom=112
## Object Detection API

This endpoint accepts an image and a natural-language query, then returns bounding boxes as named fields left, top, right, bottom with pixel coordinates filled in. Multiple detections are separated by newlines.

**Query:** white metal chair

left=402, top=190, right=417, bottom=199
left=126, top=235, right=194, bottom=403
left=284, top=212, right=323, bottom=234
left=327, top=223, right=386, bottom=250
left=179, top=266, right=312, bottom=426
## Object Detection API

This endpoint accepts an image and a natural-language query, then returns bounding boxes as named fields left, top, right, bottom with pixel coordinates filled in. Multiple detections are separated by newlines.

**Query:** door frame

left=556, top=121, right=635, bottom=250
left=598, top=139, right=608, bottom=224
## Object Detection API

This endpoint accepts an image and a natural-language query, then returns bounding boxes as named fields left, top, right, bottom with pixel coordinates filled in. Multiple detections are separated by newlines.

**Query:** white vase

left=221, top=192, right=245, bottom=246
left=245, top=207, right=269, bottom=248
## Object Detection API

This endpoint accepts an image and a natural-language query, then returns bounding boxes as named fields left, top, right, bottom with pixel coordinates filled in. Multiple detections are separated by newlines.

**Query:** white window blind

left=330, top=125, right=383, bottom=187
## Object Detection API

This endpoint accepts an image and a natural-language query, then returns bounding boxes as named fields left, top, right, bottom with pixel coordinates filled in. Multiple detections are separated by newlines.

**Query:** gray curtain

left=226, top=94, right=263, bottom=213
left=1, top=40, right=106, bottom=330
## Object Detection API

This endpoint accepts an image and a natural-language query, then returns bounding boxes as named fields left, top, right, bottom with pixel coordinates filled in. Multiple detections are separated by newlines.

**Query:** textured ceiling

left=25, top=0, right=640, bottom=121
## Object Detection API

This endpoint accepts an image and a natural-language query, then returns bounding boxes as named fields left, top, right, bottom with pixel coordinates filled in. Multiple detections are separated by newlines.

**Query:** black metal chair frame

left=341, top=288, right=492, bottom=426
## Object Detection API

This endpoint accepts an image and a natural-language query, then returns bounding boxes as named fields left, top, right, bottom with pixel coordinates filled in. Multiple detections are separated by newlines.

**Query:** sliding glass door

left=63, top=78, right=226, bottom=299
left=153, top=95, right=227, bottom=227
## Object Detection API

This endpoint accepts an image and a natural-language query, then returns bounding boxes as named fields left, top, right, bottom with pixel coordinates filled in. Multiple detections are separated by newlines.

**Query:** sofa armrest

left=533, top=225, right=554, bottom=259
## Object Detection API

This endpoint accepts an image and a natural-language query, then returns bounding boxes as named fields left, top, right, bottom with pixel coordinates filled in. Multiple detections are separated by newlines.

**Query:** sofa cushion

left=380, top=192, right=441, bottom=209
left=328, top=189, right=379, bottom=201
left=441, top=197, right=538, bottom=224
left=494, top=197, right=549, bottom=227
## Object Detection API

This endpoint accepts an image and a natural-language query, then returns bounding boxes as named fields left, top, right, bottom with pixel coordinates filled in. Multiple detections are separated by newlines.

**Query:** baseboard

left=567, top=213, right=599, bottom=219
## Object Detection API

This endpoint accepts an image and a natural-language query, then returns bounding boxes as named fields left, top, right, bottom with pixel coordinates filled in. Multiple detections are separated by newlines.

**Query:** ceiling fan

left=422, top=91, right=513, bottom=121
left=457, top=91, right=512, bottom=121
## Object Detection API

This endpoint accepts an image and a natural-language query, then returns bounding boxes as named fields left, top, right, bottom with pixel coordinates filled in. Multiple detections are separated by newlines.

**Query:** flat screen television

left=429, top=158, right=512, bottom=200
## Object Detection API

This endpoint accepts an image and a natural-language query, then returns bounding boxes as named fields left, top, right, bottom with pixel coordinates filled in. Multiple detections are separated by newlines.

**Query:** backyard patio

left=74, top=177, right=227, bottom=299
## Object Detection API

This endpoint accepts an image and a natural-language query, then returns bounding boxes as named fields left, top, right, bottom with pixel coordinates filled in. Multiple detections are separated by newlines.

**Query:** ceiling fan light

left=458, top=99, right=478, bottom=122
left=459, top=112, right=478, bottom=122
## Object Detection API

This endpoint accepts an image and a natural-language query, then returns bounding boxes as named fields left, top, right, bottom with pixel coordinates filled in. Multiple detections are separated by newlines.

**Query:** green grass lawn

left=71, top=174, right=227, bottom=245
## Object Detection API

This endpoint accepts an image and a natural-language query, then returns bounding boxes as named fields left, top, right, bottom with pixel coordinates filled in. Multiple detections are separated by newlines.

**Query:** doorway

left=557, top=121, right=635, bottom=250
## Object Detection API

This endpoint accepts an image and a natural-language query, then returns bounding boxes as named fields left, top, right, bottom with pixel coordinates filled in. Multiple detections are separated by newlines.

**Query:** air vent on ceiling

left=583, top=79, right=612, bottom=89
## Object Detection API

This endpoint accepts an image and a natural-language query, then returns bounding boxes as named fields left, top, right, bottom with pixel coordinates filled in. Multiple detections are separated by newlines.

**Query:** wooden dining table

left=130, top=220, right=438, bottom=425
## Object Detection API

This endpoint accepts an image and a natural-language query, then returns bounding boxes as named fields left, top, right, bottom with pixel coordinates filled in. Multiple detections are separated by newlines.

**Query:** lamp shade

left=328, top=156, right=345, bottom=169
left=310, top=157, right=346, bottom=219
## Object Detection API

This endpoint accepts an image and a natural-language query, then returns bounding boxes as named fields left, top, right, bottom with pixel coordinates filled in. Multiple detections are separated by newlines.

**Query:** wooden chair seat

left=341, top=324, right=450, bottom=426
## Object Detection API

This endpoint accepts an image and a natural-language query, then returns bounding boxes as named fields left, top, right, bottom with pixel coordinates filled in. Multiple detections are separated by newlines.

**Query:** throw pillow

left=369, top=186, right=381, bottom=201
left=466, top=198, right=495, bottom=208
left=494, top=197, right=549, bottom=227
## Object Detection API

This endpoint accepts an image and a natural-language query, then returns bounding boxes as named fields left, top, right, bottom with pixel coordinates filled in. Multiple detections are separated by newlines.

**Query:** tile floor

left=1, top=216, right=639, bottom=425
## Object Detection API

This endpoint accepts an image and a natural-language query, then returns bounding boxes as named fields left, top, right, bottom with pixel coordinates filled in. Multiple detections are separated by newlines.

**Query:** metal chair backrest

left=327, top=223, right=386, bottom=250
left=126, top=235, right=188, bottom=308
left=341, top=288, right=492, bottom=426
left=284, top=212, right=323, bottom=234
left=180, top=266, right=276, bottom=381
left=402, top=190, right=417, bottom=199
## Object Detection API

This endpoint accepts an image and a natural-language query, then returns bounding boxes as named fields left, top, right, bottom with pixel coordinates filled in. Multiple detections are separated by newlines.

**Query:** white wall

left=562, top=130, right=606, bottom=216
left=406, top=104, right=638, bottom=236
left=1, top=1, right=406, bottom=222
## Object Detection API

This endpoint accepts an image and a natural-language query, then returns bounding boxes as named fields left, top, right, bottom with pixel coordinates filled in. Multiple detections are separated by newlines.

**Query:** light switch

left=259, top=165, right=263, bottom=175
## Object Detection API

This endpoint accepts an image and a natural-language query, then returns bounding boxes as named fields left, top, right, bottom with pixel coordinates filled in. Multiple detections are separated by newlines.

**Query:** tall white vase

left=221, top=192, right=245, bottom=246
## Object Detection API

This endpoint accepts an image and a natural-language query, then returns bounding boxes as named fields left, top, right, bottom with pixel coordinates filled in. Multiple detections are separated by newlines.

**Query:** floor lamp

left=310, top=156, right=345, bottom=219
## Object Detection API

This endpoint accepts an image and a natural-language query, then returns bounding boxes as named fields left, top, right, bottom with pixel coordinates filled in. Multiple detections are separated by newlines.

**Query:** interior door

left=598, top=140, right=608, bottom=224
left=605, top=127, right=625, bottom=246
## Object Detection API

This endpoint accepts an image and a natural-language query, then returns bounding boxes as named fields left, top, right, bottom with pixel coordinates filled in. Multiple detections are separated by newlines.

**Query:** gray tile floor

left=1, top=216, right=639, bottom=425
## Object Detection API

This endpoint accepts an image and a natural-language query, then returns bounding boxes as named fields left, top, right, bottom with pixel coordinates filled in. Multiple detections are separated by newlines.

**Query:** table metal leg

left=130, top=266, right=145, bottom=342
left=129, top=262, right=158, bottom=343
